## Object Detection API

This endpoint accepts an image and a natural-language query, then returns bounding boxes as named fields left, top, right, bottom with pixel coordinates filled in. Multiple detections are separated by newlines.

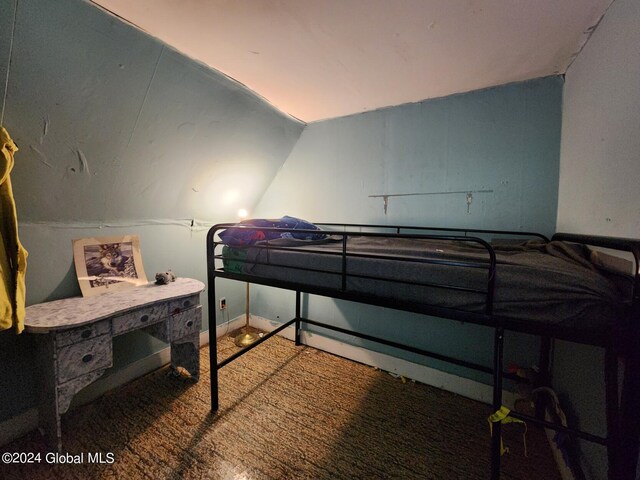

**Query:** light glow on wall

left=222, top=189, right=240, bottom=206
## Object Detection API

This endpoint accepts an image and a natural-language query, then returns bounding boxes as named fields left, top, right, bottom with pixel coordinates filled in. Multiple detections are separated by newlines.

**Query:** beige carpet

left=1, top=332, right=561, bottom=479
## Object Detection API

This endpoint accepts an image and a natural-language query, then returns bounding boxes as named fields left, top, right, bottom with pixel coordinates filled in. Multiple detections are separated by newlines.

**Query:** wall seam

left=121, top=44, right=164, bottom=155
left=1, top=0, right=19, bottom=125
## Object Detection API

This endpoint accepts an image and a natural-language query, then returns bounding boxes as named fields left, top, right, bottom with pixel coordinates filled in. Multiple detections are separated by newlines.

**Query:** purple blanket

left=218, top=216, right=325, bottom=247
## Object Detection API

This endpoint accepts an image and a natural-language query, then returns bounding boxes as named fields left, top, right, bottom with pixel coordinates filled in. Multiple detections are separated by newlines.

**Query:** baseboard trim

left=248, top=315, right=515, bottom=408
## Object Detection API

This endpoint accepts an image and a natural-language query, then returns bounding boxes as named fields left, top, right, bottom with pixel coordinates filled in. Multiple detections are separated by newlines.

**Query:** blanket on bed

left=218, top=216, right=326, bottom=247
left=222, top=236, right=633, bottom=333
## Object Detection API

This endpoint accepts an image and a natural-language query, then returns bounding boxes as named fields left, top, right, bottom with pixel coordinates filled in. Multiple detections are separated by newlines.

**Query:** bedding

left=222, top=236, right=632, bottom=333
left=218, top=216, right=325, bottom=246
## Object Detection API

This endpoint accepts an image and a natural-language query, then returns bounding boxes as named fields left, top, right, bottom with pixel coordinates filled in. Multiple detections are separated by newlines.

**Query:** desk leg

left=36, top=334, right=112, bottom=452
left=36, top=336, right=62, bottom=452
left=171, top=332, right=200, bottom=381
left=57, top=371, right=108, bottom=416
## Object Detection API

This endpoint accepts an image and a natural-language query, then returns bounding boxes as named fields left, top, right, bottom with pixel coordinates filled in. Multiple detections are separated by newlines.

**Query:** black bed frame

left=206, top=223, right=640, bottom=480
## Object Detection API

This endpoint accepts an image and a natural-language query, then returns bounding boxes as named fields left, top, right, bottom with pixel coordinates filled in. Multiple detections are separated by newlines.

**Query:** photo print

left=73, top=235, right=149, bottom=297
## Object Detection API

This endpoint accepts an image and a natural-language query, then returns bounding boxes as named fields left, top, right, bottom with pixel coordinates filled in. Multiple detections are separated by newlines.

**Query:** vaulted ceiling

left=91, top=0, right=612, bottom=122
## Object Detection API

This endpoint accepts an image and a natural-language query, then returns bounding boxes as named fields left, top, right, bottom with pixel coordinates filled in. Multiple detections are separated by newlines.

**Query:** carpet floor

left=1, top=331, right=561, bottom=479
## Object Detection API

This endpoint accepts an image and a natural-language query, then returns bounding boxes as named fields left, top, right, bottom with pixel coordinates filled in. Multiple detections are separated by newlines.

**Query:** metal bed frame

left=206, top=222, right=640, bottom=480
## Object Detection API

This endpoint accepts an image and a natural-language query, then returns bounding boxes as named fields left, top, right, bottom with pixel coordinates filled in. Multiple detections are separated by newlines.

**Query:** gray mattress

left=223, top=236, right=632, bottom=332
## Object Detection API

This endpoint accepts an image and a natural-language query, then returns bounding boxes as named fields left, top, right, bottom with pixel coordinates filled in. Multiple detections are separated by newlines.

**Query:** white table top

left=25, top=277, right=205, bottom=333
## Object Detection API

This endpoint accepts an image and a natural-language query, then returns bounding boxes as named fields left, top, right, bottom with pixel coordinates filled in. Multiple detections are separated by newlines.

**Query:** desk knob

left=82, top=354, right=93, bottom=363
left=140, top=314, right=149, bottom=323
left=186, top=320, right=194, bottom=327
left=81, top=329, right=92, bottom=339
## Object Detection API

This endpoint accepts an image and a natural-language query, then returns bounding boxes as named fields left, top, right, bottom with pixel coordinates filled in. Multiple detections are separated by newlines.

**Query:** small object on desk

left=155, top=270, right=177, bottom=285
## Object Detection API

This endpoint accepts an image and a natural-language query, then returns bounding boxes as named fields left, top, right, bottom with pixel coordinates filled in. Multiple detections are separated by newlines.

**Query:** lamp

left=234, top=208, right=260, bottom=348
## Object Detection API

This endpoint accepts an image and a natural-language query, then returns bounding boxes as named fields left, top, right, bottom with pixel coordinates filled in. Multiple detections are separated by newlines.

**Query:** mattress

left=221, top=236, right=632, bottom=333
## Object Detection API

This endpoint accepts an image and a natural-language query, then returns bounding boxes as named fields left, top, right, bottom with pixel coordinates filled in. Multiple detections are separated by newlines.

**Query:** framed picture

left=72, top=235, right=149, bottom=297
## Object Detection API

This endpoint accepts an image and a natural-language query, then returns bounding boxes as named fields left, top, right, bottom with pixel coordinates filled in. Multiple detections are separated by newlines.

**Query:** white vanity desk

left=25, top=277, right=205, bottom=451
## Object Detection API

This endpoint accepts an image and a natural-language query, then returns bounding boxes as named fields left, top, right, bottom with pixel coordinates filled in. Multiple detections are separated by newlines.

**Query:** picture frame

left=72, top=234, right=149, bottom=297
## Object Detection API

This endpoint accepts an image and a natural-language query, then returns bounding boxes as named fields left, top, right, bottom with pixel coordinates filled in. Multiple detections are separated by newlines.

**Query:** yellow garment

left=488, top=406, right=528, bottom=456
left=0, top=127, right=28, bottom=333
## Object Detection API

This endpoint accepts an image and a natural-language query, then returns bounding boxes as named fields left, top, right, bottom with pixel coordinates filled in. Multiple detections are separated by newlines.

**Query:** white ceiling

left=91, top=0, right=612, bottom=123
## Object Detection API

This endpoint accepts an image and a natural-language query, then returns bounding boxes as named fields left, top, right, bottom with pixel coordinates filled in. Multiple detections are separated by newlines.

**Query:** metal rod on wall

left=369, top=189, right=494, bottom=214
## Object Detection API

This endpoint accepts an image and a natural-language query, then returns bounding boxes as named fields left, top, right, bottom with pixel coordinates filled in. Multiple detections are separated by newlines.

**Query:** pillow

left=589, top=249, right=634, bottom=276
left=275, top=216, right=326, bottom=241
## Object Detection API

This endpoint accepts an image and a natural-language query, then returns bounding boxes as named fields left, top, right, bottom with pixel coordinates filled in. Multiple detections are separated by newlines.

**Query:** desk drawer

left=56, top=320, right=111, bottom=348
left=170, top=306, right=202, bottom=340
left=57, top=334, right=112, bottom=384
left=112, top=304, right=167, bottom=335
left=168, top=295, right=199, bottom=315
left=145, top=306, right=201, bottom=342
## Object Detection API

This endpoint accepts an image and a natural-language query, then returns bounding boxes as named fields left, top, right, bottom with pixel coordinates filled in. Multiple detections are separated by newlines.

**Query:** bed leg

left=535, top=336, right=552, bottom=421
left=490, top=326, right=505, bottom=480
left=617, top=326, right=640, bottom=480
left=604, top=342, right=621, bottom=479
left=295, top=291, right=301, bottom=346
left=209, top=279, right=219, bottom=412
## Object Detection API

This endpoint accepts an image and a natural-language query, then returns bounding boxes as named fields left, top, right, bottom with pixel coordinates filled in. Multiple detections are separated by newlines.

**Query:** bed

left=206, top=221, right=640, bottom=480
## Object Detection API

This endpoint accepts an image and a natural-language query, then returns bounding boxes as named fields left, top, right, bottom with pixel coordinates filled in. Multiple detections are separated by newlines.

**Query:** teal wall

left=0, top=0, right=565, bottom=444
left=253, top=76, right=563, bottom=383
left=0, top=0, right=303, bottom=423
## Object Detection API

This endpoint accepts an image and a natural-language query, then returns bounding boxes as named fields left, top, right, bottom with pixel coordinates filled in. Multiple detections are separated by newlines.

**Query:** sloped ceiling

left=91, top=0, right=612, bottom=123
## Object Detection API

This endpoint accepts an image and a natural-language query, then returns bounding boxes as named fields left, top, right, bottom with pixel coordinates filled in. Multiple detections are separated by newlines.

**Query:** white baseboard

left=248, top=315, right=515, bottom=408
left=0, top=315, right=245, bottom=447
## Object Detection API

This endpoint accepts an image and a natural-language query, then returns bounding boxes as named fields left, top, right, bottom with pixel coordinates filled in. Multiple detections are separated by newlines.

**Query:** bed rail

left=317, top=222, right=550, bottom=242
left=208, top=223, right=498, bottom=316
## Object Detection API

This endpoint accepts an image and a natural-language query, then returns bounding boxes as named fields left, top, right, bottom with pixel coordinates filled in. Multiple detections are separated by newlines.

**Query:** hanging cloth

left=0, top=127, right=28, bottom=333
left=488, top=406, right=528, bottom=457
